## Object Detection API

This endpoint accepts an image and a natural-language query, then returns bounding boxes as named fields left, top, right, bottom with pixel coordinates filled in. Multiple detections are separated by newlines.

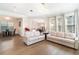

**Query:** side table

left=43, top=32, right=49, bottom=40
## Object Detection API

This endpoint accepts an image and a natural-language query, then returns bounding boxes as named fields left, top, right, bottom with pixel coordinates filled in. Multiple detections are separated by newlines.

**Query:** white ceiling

left=0, top=3, right=79, bottom=17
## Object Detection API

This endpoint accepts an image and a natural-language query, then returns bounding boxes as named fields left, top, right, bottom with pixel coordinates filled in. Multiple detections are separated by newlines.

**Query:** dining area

left=0, top=16, right=21, bottom=38
left=1, top=26, right=16, bottom=37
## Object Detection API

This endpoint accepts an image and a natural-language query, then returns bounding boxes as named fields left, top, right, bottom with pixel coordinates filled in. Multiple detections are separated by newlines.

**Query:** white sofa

left=23, top=30, right=45, bottom=45
left=47, top=32, right=79, bottom=49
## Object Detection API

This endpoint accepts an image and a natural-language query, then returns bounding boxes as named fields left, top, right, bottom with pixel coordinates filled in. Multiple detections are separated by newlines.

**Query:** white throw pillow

left=34, top=31, right=40, bottom=36
left=51, top=32, right=56, bottom=36
left=25, top=30, right=40, bottom=38
left=65, top=33, right=76, bottom=39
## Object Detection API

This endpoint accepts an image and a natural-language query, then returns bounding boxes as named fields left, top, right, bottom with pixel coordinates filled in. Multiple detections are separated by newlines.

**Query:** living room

left=0, top=3, right=79, bottom=55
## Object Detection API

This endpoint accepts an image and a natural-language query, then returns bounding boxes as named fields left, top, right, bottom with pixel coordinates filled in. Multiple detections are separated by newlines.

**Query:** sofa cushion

left=65, top=33, right=76, bottom=39
left=47, top=36, right=75, bottom=48
left=25, top=31, right=34, bottom=37
left=33, top=31, right=40, bottom=36
left=55, top=32, right=64, bottom=38
left=51, top=32, right=56, bottom=36
left=25, top=31, right=40, bottom=38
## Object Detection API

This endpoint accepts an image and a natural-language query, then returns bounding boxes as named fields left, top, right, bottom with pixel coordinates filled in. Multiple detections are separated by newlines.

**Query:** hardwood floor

left=0, top=35, right=79, bottom=55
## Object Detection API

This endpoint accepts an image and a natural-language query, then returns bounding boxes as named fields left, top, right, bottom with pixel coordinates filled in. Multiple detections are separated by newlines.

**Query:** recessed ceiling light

left=41, top=3, right=45, bottom=5
left=30, top=10, right=33, bottom=12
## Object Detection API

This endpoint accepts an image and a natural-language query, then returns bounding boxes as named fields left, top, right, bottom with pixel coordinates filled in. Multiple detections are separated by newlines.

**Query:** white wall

left=20, top=17, right=30, bottom=36
left=27, top=17, right=48, bottom=30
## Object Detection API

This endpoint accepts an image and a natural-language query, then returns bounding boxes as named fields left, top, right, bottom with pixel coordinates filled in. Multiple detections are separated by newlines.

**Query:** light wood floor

left=0, top=35, right=79, bottom=55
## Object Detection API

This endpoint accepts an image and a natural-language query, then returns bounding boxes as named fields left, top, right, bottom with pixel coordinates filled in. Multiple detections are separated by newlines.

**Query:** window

left=57, top=16, right=64, bottom=32
left=66, top=13, right=75, bottom=33
left=49, top=17, right=56, bottom=32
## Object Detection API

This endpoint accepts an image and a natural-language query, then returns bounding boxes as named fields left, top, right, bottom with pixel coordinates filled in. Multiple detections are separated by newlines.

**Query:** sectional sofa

left=47, top=32, right=79, bottom=49
left=23, top=30, right=45, bottom=45
left=23, top=30, right=79, bottom=49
